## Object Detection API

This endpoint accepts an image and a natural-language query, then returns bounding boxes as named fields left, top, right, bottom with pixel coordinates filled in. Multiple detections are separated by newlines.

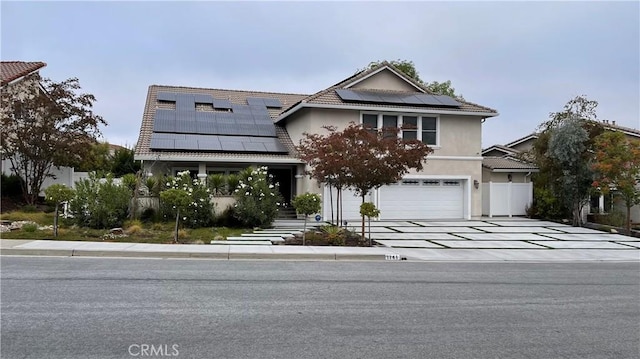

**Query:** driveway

left=368, top=218, right=640, bottom=251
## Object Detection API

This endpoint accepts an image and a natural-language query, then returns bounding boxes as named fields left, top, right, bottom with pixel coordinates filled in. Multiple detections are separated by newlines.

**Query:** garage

left=322, top=178, right=467, bottom=221
left=379, top=179, right=465, bottom=219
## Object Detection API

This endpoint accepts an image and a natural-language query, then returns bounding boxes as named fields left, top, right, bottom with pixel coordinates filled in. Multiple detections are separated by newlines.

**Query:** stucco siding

left=350, top=69, right=418, bottom=92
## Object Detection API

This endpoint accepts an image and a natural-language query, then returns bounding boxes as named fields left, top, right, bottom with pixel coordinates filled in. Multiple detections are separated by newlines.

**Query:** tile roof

left=278, top=62, right=498, bottom=120
left=0, top=61, right=46, bottom=86
left=482, top=156, right=539, bottom=171
left=135, top=85, right=309, bottom=162
left=481, top=144, right=519, bottom=156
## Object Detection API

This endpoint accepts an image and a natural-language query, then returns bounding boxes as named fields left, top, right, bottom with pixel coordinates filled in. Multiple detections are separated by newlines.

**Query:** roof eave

left=276, top=102, right=498, bottom=123
left=135, top=153, right=304, bottom=164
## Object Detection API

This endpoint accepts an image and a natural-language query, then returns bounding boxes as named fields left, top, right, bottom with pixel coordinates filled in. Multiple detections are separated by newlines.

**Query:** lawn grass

left=1, top=211, right=251, bottom=244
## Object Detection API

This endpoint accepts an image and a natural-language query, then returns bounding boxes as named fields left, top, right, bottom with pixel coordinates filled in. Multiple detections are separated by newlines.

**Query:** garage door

left=379, top=179, right=464, bottom=219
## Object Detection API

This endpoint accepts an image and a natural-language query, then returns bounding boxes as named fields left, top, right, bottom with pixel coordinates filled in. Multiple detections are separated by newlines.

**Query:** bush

left=1, top=173, right=23, bottom=198
left=212, top=206, right=243, bottom=227
left=593, top=211, right=626, bottom=228
left=69, top=173, right=131, bottom=229
left=22, top=223, right=38, bottom=232
left=21, top=204, right=38, bottom=213
left=160, top=171, right=213, bottom=228
left=232, top=167, right=283, bottom=228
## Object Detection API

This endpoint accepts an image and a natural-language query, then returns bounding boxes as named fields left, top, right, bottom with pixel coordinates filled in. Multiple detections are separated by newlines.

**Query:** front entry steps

left=210, top=220, right=318, bottom=245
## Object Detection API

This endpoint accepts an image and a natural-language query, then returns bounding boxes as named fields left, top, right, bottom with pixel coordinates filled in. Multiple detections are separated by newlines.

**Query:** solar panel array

left=151, top=92, right=287, bottom=153
left=335, top=89, right=461, bottom=107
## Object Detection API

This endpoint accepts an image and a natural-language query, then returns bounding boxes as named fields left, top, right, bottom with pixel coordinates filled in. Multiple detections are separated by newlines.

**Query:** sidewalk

left=1, top=239, right=638, bottom=262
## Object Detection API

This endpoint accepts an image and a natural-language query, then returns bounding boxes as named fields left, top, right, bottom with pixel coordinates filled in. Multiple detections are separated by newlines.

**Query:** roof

left=482, top=156, right=539, bottom=172
left=0, top=61, right=46, bottom=86
left=481, top=144, right=519, bottom=156
left=135, top=85, right=309, bottom=162
left=601, top=121, right=640, bottom=138
left=276, top=62, right=498, bottom=123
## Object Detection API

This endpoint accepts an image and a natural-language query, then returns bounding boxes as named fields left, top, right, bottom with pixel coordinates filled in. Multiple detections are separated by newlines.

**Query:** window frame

left=360, top=112, right=440, bottom=147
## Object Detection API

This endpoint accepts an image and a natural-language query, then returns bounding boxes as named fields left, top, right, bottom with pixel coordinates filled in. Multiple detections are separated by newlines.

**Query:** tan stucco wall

left=482, top=171, right=530, bottom=183
left=285, top=107, right=485, bottom=217
left=351, top=69, right=418, bottom=92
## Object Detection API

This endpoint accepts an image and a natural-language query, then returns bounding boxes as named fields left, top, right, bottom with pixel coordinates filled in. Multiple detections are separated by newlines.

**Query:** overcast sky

left=2, top=1, right=639, bottom=148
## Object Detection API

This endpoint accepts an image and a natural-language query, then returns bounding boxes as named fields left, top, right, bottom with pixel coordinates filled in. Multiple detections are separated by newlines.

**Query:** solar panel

left=175, top=94, right=195, bottom=112
left=262, top=139, right=288, bottom=153
left=198, top=138, right=222, bottom=151
left=416, top=95, right=442, bottom=106
left=213, top=98, right=233, bottom=109
left=242, top=142, right=267, bottom=152
left=193, top=94, right=213, bottom=104
left=334, top=89, right=460, bottom=108
left=335, top=89, right=361, bottom=102
left=149, top=137, right=175, bottom=150
left=157, top=92, right=176, bottom=102
left=433, top=95, right=460, bottom=107
left=175, top=120, right=197, bottom=133
left=219, top=140, right=245, bottom=152
left=197, top=120, right=217, bottom=134
left=195, top=112, right=215, bottom=122
left=246, top=98, right=265, bottom=107
left=262, top=98, right=282, bottom=108
left=176, top=110, right=196, bottom=122
left=153, top=118, right=175, bottom=132
left=155, top=109, right=175, bottom=121
left=174, top=139, right=199, bottom=150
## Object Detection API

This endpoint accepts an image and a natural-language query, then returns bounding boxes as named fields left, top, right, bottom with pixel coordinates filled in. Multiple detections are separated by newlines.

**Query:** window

left=362, top=114, right=378, bottom=135
left=361, top=113, right=438, bottom=145
left=402, top=116, right=418, bottom=141
left=382, top=115, right=398, bottom=139
left=422, top=117, right=437, bottom=145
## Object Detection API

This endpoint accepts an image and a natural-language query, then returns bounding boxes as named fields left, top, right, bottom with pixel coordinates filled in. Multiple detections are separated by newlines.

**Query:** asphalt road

left=1, top=257, right=639, bottom=359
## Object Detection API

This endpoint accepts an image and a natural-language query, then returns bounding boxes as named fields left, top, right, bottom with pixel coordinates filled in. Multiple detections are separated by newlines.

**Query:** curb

left=1, top=248, right=390, bottom=261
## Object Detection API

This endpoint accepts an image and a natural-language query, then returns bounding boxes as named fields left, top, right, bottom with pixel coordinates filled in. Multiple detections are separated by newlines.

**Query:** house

left=1, top=61, right=92, bottom=196
left=134, top=62, right=498, bottom=220
left=484, top=122, right=640, bottom=222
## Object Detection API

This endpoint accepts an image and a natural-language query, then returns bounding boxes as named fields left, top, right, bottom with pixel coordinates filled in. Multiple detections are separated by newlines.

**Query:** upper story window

left=361, top=113, right=438, bottom=146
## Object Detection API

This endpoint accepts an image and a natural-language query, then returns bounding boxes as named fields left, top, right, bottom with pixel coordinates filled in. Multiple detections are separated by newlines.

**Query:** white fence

left=482, top=182, right=533, bottom=217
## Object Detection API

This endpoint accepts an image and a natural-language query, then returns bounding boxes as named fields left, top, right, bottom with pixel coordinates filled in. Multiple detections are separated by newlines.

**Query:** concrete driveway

left=368, top=218, right=640, bottom=250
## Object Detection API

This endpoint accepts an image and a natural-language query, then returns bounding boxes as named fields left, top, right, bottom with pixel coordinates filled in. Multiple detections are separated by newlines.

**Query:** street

left=1, top=257, right=639, bottom=359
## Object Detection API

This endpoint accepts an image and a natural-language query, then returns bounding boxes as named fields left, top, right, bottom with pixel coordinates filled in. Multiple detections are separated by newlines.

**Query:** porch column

left=197, top=163, right=207, bottom=184
left=599, top=195, right=605, bottom=213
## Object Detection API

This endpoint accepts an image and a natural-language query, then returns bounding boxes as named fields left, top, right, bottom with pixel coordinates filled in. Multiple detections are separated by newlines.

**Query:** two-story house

left=134, top=62, right=498, bottom=220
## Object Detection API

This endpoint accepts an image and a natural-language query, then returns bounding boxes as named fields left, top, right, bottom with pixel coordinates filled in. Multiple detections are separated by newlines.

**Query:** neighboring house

left=484, top=122, right=640, bottom=222
left=135, top=62, right=498, bottom=220
left=1, top=61, right=87, bottom=195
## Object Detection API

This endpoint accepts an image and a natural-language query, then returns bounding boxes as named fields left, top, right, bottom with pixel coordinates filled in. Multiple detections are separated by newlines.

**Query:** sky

left=2, top=0, right=639, bottom=149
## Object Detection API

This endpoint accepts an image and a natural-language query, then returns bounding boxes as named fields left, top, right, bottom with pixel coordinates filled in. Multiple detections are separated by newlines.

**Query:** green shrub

left=69, top=173, right=131, bottom=229
left=160, top=171, right=213, bottom=228
left=593, top=211, right=626, bottom=228
left=232, top=167, right=283, bottom=228
left=207, top=174, right=226, bottom=195
left=22, top=223, right=38, bottom=232
left=21, top=204, right=38, bottom=213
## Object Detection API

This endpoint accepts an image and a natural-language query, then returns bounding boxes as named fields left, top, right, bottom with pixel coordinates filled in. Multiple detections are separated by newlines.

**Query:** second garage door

left=379, top=179, right=464, bottom=219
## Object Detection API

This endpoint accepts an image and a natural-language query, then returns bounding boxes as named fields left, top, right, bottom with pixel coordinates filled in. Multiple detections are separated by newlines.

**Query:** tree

left=160, top=188, right=192, bottom=243
left=75, top=142, right=111, bottom=173
left=360, top=59, right=464, bottom=99
left=292, top=192, right=322, bottom=245
left=360, top=202, right=380, bottom=246
left=0, top=74, right=106, bottom=204
left=592, top=131, right=640, bottom=233
left=44, top=184, right=75, bottom=237
left=547, top=117, right=594, bottom=226
left=110, top=147, right=141, bottom=177
left=527, top=95, right=603, bottom=221
left=297, top=123, right=432, bottom=238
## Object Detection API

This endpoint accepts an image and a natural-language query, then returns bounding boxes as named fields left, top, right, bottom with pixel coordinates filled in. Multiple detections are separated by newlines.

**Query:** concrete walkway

left=1, top=218, right=638, bottom=262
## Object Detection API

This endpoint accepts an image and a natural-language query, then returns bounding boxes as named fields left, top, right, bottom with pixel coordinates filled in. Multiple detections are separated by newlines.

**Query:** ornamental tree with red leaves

left=297, top=122, right=432, bottom=239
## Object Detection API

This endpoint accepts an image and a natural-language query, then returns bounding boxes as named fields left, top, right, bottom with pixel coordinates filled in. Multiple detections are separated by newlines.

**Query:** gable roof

left=482, top=156, right=539, bottom=172
left=481, top=144, right=520, bottom=157
left=276, top=62, right=498, bottom=123
left=135, top=85, right=309, bottom=162
left=0, top=61, right=46, bottom=86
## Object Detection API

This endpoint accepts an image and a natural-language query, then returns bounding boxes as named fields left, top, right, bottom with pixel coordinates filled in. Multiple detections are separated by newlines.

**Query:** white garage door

left=379, top=179, right=464, bottom=219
